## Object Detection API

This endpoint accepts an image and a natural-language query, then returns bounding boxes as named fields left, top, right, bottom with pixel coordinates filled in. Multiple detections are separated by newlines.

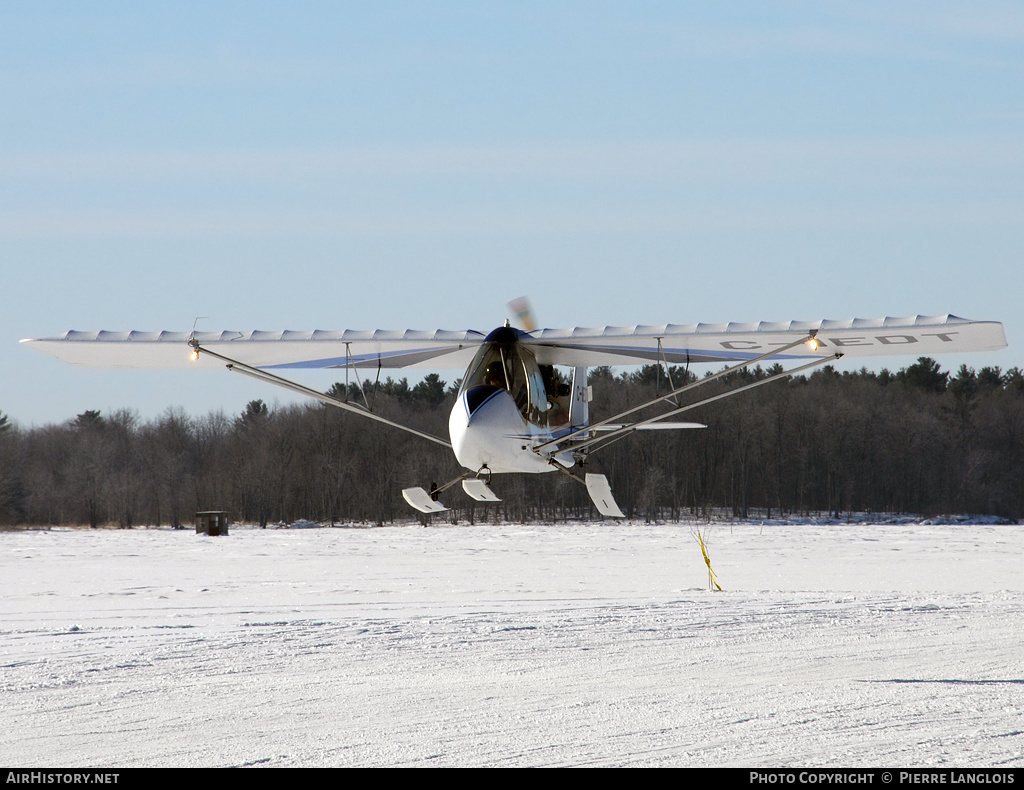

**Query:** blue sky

left=3, top=1, right=1022, bottom=425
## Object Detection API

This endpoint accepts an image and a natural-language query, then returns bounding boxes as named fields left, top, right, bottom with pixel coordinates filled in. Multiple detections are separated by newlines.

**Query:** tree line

left=1, top=359, right=1022, bottom=527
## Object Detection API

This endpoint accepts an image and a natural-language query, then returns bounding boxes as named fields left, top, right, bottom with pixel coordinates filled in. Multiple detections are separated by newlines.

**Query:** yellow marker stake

left=696, top=528, right=723, bottom=592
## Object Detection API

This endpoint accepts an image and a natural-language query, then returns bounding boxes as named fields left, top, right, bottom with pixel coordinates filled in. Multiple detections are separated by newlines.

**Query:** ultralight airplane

left=23, top=307, right=1007, bottom=518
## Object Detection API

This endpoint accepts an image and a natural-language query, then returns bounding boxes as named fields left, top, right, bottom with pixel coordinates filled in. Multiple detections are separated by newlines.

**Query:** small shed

left=195, top=511, right=230, bottom=536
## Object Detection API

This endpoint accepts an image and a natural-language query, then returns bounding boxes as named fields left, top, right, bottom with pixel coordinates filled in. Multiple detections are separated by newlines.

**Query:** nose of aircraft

left=449, top=387, right=550, bottom=474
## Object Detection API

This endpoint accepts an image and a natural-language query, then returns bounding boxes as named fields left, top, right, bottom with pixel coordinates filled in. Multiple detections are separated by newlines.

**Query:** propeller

left=507, top=296, right=537, bottom=332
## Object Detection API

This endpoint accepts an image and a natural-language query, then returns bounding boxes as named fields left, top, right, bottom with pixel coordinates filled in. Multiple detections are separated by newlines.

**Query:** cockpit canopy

left=459, top=327, right=549, bottom=426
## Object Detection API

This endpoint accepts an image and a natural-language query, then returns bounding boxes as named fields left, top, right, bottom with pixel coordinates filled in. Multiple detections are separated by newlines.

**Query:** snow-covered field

left=2, top=521, right=1022, bottom=767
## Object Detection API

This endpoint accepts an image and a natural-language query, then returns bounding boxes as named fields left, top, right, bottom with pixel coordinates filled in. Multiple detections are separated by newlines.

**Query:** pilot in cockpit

left=484, top=361, right=506, bottom=390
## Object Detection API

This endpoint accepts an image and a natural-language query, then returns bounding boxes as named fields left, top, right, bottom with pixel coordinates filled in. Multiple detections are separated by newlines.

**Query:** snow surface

left=2, top=521, right=1022, bottom=767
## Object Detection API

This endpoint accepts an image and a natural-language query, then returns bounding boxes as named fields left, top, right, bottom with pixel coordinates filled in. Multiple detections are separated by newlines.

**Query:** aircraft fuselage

left=448, top=326, right=576, bottom=474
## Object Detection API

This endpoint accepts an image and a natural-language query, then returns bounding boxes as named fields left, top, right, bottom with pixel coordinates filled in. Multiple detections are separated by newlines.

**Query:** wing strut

left=567, top=352, right=843, bottom=457
left=655, top=336, right=681, bottom=406
left=344, top=342, right=375, bottom=412
left=189, top=339, right=453, bottom=449
left=534, top=331, right=822, bottom=455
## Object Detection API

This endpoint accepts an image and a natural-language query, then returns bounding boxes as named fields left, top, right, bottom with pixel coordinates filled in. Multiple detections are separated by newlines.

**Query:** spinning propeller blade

left=507, top=296, right=536, bottom=332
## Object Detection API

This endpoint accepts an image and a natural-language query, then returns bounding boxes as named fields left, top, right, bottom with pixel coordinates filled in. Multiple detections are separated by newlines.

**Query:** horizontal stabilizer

left=462, top=478, right=501, bottom=502
left=585, top=474, right=625, bottom=518
left=401, top=487, right=448, bottom=514
left=595, top=422, right=706, bottom=431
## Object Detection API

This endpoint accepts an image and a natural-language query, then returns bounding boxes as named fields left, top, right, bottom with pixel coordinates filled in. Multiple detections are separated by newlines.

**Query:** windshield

left=461, top=339, right=548, bottom=425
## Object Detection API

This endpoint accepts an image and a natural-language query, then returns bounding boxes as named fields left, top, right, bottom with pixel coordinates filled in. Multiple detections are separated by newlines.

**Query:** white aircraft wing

left=23, top=315, right=1005, bottom=371
left=22, top=329, right=487, bottom=370
left=524, top=315, right=1006, bottom=366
